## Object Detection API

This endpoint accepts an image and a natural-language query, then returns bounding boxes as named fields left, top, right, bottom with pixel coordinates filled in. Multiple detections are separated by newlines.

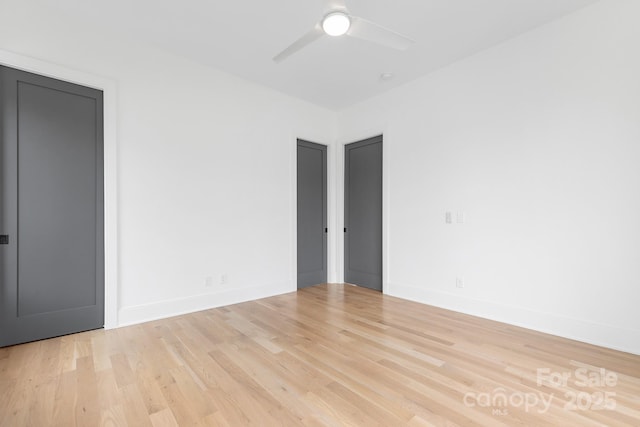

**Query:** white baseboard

left=387, top=282, right=640, bottom=356
left=117, top=281, right=294, bottom=327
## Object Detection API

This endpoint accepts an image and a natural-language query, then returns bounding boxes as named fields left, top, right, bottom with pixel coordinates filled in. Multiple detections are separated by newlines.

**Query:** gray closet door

left=0, top=65, right=104, bottom=347
left=344, top=135, right=382, bottom=291
left=297, top=140, right=327, bottom=288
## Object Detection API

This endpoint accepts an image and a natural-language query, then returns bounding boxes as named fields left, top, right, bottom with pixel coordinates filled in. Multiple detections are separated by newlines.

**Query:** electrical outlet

left=205, top=276, right=213, bottom=287
left=446, top=212, right=452, bottom=224
left=456, top=277, right=464, bottom=288
left=220, top=274, right=228, bottom=285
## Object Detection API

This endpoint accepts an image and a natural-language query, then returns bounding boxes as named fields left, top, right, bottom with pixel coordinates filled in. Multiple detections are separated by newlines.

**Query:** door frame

left=0, top=50, right=119, bottom=329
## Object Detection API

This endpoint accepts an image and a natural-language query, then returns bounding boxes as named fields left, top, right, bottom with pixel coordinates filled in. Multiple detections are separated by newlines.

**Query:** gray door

left=297, top=140, right=327, bottom=288
left=344, top=135, right=382, bottom=291
left=0, top=65, right=104, bottom=347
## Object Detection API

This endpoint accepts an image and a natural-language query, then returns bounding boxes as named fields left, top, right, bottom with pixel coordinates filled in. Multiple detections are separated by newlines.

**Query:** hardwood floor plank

left=51, top=370, right=77, bottom=426
left=149, top=408, right=180, bottom=427
left=100, top=404, right=128, bottom=427
left=110, top=353, right=136, bottom=389
left=95, top=369, right=122, bottom=411
left=75, top=355, right=100, bottom=426
left=120, top=383, right=154, bottom=427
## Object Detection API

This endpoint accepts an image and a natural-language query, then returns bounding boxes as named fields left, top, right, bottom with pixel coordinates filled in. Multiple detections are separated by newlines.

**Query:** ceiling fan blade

left=273, top=24, right=325, bottom=63
left=347, top=16, right=415, bottom=50
left=324, top=0, right=347, bottom=12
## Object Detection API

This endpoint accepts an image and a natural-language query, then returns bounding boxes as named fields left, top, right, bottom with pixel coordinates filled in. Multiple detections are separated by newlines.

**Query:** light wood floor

left=1, top=284, right=639, bottom=426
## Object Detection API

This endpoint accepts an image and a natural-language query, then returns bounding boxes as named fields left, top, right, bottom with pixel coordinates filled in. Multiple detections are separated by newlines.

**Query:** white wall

left=338, top=0, right=640, bottom=354
left=0, top=1, right=337, bottom=326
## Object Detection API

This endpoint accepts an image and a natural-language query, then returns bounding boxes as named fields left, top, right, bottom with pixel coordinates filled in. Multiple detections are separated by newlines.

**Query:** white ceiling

left=48, top=0, right=599, bottom=110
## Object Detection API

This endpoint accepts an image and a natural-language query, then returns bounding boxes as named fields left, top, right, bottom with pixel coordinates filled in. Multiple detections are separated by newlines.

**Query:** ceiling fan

left=273, top=0, right=415, bottom=63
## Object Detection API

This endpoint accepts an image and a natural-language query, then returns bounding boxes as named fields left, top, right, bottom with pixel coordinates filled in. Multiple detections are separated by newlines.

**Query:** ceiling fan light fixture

left=322, top=12, right=351, bottom=36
